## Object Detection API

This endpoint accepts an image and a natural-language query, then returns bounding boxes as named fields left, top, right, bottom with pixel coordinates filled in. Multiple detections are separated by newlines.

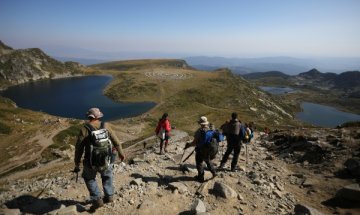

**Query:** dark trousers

left=221, top=134, right=241, bottom=169
left=195, top=150, right=216, bottom=177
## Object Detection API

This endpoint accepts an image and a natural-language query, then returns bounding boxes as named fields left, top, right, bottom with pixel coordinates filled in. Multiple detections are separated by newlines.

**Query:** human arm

left=74, top=127, right=86, bottom=171
left=106, top=123, right=125, bottom=161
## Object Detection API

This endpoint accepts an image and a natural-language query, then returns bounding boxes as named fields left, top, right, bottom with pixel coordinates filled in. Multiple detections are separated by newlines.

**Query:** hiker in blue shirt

left=185, top=116, right=217, bottom=182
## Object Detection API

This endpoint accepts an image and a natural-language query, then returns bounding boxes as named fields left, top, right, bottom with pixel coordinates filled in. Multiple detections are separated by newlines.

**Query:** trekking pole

left=182, top=148, right=196, bottom=163
left=76, top=172, right=79, bottom=183
left=246, top=144, right=248, bottom=164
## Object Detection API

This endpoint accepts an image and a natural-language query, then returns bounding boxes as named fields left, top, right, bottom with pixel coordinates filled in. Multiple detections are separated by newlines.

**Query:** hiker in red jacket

left=155, top=113, right=171, bottom=154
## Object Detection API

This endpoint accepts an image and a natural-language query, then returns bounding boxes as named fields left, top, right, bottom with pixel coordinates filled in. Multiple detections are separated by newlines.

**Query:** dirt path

left=0, top=121, right=69, bottom=177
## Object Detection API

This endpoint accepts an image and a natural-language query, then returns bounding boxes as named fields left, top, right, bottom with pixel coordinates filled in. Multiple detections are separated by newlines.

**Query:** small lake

left=260, top=86, right=297, bottom=95
left=0, top=76, right=156, bottom=121
left=296, top=102, right=360, bottom=127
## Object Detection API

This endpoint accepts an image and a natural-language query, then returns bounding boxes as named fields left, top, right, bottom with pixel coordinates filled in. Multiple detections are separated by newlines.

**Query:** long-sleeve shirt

left=74, top=120, right=125, bottom=166
left=155, top=119, right=171, bottom=134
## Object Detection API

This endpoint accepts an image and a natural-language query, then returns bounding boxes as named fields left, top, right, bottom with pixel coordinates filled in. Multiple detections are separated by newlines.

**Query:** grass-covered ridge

left=102, top=64, right=298, bottom=133
left=90, top=59, right=190, bottom=71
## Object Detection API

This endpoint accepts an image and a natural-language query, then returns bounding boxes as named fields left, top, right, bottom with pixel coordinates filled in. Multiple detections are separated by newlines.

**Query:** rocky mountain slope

left=0, top=41, right=84, bottom=86
left=0, top=126, right=359, bottom=215
left=243, top=69, right=360, bottom=93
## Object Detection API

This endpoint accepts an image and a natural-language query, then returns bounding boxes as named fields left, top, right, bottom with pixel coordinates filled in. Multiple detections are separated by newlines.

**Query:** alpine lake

left=0, top=75, right=156, bottom=121
left=260, top=86, right=360, bottom=127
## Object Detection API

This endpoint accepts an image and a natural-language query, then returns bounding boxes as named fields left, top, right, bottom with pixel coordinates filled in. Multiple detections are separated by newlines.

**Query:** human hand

left=119, top=154, right=125, bottom=162
left=73, top=165, right=80, bottom=173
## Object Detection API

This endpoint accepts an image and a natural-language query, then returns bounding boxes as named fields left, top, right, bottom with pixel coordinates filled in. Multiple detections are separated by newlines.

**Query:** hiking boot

left=104, top=196, right=113, bottom=204
left=218, top=163, right=225, bottom=170
left=194, top=174, right=204, bottom=183
left=93, top=198, right=104, bottom=208
left=231, top=166, right=236, bottom=172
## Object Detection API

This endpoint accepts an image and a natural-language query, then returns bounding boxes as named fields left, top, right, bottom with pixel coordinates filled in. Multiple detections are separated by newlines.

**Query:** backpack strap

left=100, top=121, right=105, bottom=129
left=84, top=123, right=96, bottom=133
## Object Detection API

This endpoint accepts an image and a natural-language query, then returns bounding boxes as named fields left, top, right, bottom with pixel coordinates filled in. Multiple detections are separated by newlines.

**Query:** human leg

left=82, top=165, right=101, bottom=201
left=231, top=142, right=242, bottom=171
left=101, top=166, right=114, bottom=201
left=220, top=139, right=234, bottom=168
left=195, top=152, right=205, bottom=182
left=159, top=138, right=164, bottom=154
left=204, top=157, right=216, bottom=178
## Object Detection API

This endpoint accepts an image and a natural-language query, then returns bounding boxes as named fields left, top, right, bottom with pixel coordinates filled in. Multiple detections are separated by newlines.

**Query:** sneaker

left=104, top=196, right=113, bottom=204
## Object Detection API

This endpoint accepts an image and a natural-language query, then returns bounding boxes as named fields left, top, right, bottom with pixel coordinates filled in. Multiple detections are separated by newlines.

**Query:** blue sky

left=0, top=0, right=360, bottom=59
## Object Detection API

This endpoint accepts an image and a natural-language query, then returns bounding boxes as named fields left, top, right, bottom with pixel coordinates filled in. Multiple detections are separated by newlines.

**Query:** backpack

left=84, top=122, right=113, bottom=171
left=243, top=127, right=253, bottom=143
left=198, top=129, right=224, bottom=160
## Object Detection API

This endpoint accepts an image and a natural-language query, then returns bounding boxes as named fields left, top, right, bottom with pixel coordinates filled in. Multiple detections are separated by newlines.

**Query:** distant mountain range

left=184, top=56, right=360, bottom=75
left=243, top=69, right=360, bottom=97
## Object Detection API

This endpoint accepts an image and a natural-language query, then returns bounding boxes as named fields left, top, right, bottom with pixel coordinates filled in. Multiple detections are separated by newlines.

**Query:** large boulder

left=213, top=182, right=237, bottom=199
left=344, top=158, right=360, bottom=178
left=336, top=183, right=360, bottom=202
left=294, top=204, right=324, bottom=215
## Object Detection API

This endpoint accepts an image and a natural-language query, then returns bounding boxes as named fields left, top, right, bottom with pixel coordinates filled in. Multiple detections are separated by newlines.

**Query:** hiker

left=219, top=112, right=244, bottom=171
left=185, top=116, right=217, bottom=182
left=244, top=122, right=255, bottom=144
left=74, top=108, right=125, bottom=209
left=155, top=113, right=171, bottom=154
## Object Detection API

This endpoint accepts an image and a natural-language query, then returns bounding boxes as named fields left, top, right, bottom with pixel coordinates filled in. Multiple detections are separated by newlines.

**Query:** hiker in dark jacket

left=219, top=112, right=244, bottom=171
left=155, top=113, right=171, bottom=154
left=74, top=108, right=125, bottom=209
left=185, top=116, right=216, bottom=182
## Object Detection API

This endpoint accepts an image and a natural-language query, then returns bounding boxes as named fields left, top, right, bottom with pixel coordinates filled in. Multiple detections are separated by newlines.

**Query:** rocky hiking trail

left=1, top=127, right=360, bottom=215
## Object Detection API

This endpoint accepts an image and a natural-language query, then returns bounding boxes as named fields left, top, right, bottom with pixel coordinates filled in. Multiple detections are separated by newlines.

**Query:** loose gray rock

left=139, top=199, right=156, bottom=210
left=130, top=178, right=143, bottom=186
left=56, top=205, right=78, bottom=215
left=213, top=181, right=237, bottom=199
left=168, top=182, right=188, bottom=194
left=0, top=208, right=21, bottom=215
left=191, top=198, right=206, bottom=214
left=336, top=183, right=360, bottom=202
left=294, top=204, right=324, bottom=215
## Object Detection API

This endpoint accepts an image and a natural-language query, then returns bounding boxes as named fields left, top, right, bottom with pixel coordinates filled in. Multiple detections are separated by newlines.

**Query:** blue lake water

left=260, top=86, right=297, bottom=95
left=0, top=76, right=156, bottom=121
left=296, top=102, right=360, bottom=127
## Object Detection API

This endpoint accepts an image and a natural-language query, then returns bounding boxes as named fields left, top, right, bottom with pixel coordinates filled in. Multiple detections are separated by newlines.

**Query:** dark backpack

left=84, top=122, right=113, bottom=171
left=198, top=129, right=223, bottom=160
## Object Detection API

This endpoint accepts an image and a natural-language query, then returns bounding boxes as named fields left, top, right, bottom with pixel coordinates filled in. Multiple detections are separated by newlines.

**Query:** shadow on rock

left=130, top=172, right=195, bottom=186
left=322, top=197, right=360, bottom=209
left=178, top=210, right=193, bottom=215
left=5, top=195, right=85, bottom=214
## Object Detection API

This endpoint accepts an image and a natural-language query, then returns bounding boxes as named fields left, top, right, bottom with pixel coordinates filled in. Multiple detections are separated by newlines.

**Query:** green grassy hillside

left=100, top=63, right=298, bottom=133
left=91, top=59, right=191, bottom=71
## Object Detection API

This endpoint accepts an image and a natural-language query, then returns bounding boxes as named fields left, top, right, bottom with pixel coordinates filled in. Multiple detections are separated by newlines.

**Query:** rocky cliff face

left=0, top=41, right=84, bottom=85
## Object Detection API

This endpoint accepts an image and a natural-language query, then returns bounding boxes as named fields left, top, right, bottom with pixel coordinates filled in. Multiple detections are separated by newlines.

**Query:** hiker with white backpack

left=74, top=108, right=125, bottom=209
